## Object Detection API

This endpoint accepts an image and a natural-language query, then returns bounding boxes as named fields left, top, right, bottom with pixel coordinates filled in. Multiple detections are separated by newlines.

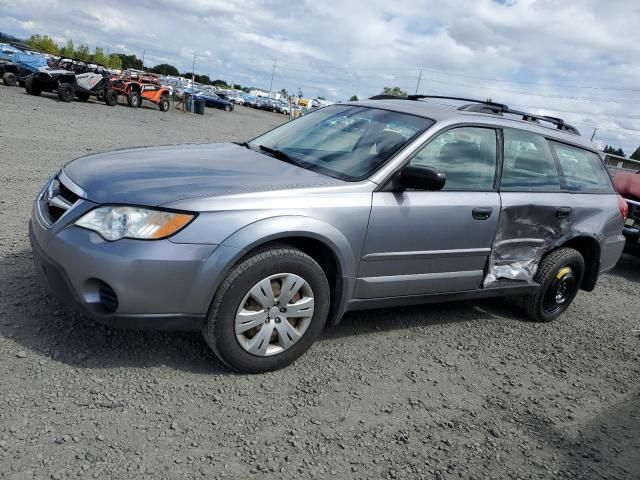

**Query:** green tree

left=382, top=86, right=407, bottom=97
left=279, top=88, right=288, bottom=98
left=211, top=79, right=229, bottom=87
left=349, top=95, right=359, bottom=101
left=75, top=44, right=90, bottom=60
left=631, top=146, right=640, bottom=161
left=116, top=53, right=143, bottom=70
left=60, top=39, right=74, bottom=57
left=233, top=84, right=243, bottom=90
left=198, top=74, right=211, bottom=85
left=106, top=54, right=122, bottom=70
left=27, top=34, right=59, bottom=54
left=92, top=47, right=107, bottom=65
left=149, top=63, right=180, bottom=76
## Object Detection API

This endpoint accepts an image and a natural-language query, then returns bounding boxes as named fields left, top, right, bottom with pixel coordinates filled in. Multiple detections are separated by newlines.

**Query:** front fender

left=183, top=215, right=357, bottom=324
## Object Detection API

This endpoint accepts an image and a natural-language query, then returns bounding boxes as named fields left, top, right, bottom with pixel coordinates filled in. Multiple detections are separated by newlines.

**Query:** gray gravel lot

left=1, top=84, right=639, bottom=480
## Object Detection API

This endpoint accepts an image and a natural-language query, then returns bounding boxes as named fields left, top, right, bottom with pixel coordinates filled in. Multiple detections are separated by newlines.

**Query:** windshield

left=250, top=105, right=433, bottom=181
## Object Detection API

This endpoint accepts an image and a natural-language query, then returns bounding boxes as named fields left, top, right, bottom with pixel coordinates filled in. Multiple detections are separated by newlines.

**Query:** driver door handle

left=472, top=207, right=493, bottom=220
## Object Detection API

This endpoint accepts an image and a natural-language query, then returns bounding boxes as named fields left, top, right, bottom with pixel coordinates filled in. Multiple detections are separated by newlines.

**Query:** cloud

left=0, top=0, right=638, bottom=151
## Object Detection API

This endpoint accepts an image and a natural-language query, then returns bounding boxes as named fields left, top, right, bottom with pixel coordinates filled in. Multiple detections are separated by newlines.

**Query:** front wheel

left=159, top=95, right=170, bottom=112
left=203, top=246, right=330, bottom=373
left=224, top=104, right=231, bottom=112
left=57, top=82, right=74, bottom=102
left=522, top=248, right=585, bottom=322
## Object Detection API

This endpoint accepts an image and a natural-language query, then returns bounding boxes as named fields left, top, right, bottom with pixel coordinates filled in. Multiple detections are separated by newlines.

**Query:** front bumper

left=29, top=205, right=220, bottom=331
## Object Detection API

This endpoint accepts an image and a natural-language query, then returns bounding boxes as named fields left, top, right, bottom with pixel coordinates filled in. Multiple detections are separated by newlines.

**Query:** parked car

left=243, top=95, right=258, bottom=107
left=196, top=91, right=234, bottom=111
left=30, top=95, right=626, bottom=373
left=275, top=100, right=290, bottom=115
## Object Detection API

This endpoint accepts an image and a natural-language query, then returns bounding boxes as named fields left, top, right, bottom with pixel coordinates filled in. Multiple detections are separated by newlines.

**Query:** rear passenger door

left=490, top=128, right=572, bottom=283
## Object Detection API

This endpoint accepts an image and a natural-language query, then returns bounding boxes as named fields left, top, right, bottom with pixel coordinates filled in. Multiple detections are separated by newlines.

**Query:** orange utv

left=108, top=70, right=171, bottom=112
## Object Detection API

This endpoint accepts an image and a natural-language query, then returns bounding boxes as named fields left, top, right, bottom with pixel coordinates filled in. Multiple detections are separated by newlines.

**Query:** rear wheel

left=203, top=246, right=330, bottom=373
left=127, top=91, right=141, bottom=108
left=57, top=82, right=74, bottom=102
left=2, top=72, right=16, bottom=86
left=159, top=95, right=170, bottom=112
left=77, top=91, right=91, bottom=102
left=522, top=248, right=585, bottom=322
left=104, top=89, right=118, bottom=106
left=25, top=76, right=41, bottom=96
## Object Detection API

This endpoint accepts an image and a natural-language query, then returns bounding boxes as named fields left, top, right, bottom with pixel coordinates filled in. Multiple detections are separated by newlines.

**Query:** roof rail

left=368, top=94, right=580, bottom=135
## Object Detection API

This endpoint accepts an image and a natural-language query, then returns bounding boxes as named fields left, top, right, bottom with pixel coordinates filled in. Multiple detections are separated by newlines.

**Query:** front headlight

left=75, top=206, right=195, bottom=241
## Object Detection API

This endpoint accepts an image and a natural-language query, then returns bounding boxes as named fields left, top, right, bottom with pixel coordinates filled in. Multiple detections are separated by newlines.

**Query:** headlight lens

left=75, top=206, right=194, bottom=241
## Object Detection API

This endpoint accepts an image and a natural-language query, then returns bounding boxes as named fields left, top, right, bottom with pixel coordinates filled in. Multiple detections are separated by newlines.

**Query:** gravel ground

left=1, top=84, right=639, bottom=480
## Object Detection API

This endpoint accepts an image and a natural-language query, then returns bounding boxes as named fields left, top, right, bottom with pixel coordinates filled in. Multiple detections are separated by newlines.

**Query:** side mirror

left=400, top=165, right=446, bottom=191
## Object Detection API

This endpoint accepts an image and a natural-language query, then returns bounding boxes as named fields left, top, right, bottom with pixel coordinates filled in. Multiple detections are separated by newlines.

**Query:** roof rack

left=368, top=94, right=580, bottom=135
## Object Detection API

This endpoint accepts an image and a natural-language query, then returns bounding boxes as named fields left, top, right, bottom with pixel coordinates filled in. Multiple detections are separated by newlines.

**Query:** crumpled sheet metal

left=484, top=205, right=571, bottom=286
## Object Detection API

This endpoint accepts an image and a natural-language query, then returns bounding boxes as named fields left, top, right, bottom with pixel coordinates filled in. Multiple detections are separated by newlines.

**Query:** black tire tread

left=203, top=246, right=327, bottom=372
left=522, top=247, right=584, bottom=322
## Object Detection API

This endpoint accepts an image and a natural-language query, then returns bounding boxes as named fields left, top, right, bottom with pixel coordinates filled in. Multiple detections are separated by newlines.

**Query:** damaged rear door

left=486, top=128, right=571, bottom=285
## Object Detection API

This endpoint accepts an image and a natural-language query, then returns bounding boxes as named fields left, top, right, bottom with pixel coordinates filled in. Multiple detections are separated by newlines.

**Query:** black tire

left=224, top=104, right=231, bottom=112
left=104, top=89, right=118, bottom=106
left=25, top=76, right=41, bottom=96
left=57, top=82, right=74, bottom=102
left=18, top=80, right=25, bottom=88
left=77, top=91, right=91, bottom=102
left=127, top=91, right=141, bottom=108
left=522, top=248, right=585, bottom=322
left=159, top=96, right=170, bottom=112
left=203, top=246, right=330, bottom=373
left=3, top=71, right=16, bottom=87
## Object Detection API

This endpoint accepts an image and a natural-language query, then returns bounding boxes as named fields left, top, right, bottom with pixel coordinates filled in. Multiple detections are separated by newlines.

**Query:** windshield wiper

left=257, top=144, right=302, bottom=168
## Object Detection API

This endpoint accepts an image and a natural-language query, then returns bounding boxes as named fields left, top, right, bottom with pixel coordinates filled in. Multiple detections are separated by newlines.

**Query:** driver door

left=356, top=126, right=501, bottom=298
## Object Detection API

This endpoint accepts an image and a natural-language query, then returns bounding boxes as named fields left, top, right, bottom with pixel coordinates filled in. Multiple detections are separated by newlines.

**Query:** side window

left=550, top=141, right=614, bottom=193
left=409, top=127, right=497, bottom=190
left=501, top=129, right=561, bottom=191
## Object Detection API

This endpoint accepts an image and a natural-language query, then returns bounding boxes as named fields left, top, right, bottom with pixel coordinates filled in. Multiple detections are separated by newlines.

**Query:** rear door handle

left=556, top=207, right=573, bottom=218
left=472, top=207, right=493, bottom=220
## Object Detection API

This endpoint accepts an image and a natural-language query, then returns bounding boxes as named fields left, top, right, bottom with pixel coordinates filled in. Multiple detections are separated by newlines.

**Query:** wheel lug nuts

left=280, top=308, right=286, bottom=313
left=274, top=301, right=279, bottom=306
left=275, top=317, right=281, bottom=323
left=265, top=318, right=270, bottom=323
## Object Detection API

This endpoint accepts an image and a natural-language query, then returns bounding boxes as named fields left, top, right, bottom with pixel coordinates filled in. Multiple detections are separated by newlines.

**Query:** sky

left=1, top=0, right=639, bottom=154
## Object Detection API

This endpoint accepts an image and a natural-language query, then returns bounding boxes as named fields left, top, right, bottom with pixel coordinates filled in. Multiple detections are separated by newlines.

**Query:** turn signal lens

left=76, top=206, right=194, bottom=241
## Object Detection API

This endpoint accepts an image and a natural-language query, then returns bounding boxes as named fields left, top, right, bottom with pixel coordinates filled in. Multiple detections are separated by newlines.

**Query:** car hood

left=63, top=143, right=344, bottom=206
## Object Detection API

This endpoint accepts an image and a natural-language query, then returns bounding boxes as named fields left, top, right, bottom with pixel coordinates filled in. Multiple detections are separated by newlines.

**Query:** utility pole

left=192, top=53, right=196, bottom=85
left=591, top=128, right=598, bottom=142
left=142, top=49, right=145, bottom=70
left=415, top=69, right=422, bottom=95
left=269, top=59, right=276, bottom=97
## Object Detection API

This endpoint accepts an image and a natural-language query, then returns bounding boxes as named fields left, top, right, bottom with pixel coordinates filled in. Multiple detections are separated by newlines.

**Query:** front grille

left=99, top=282, right=119, bottom=313
left=38, top=175, right=81, bottom=226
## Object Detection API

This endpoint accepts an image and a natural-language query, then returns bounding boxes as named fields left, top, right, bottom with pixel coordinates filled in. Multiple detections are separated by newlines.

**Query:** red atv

left=107, top=70, right=171, bottom=112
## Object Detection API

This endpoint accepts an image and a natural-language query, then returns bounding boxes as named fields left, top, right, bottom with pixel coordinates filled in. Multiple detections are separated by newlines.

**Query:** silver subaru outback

left=30, top=95, right=626, bottom=372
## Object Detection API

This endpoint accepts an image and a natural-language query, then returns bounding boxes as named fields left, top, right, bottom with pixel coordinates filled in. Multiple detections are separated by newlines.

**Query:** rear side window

left=501, top=129, right=561, bottom=191
left=550, top=141, right=614, bottom=193
left=409, top=127, right=497, bottom=190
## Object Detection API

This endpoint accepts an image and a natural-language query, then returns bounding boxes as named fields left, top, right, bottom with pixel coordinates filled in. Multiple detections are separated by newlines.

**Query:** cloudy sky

left=1, top=0, right=639, bottom=153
